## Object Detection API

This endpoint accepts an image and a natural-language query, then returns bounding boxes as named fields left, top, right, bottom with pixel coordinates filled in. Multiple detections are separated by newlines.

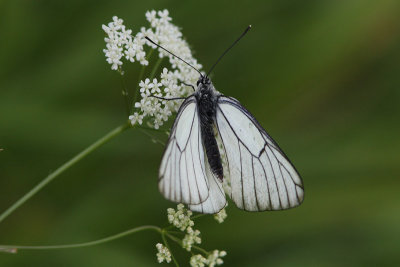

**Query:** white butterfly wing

left=159, top=97, right=209, bottom=205
left=216, top=96, right=304, bottom=211
left=189, top=158, right=226, bottom=214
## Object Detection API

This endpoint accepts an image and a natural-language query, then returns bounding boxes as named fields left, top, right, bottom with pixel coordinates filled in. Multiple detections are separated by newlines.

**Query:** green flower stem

left=0, top=225, right=161, bottom=252
left=139, top=129, right=165, bottom=146
left=133, top=65, right=145, bottom=106
left=0, top=122, right=132, bottom=224
left=137, top=125, right=167, bottom=132
left=119, top=73, right=131, bottom=116
left=149, top=57, right=164, bottom=80
left=165, top=233, right=182, bottom=246
left=166, top=233, right=209, bottom=256
left=191, top=245, right=209, bottom=256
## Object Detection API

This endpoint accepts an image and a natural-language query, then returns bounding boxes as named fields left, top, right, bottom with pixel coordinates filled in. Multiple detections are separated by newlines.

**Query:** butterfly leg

left=181, top=82, right=195, bottom=91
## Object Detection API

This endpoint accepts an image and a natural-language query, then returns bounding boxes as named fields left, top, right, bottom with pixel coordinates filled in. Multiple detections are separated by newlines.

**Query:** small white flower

left=190, top=254, right=208, bottom=267
left=213, top=208, right=227, bottom=224
left=207, top=250, right=227, bottom=267
left=128, top=112, right=143, bottom=126
left=167, top=204, right=194, bottom=231
left=112, top=16, right=123, bottom=28
left=155, top=243, right=172, bottom=263
left=146, top=10, right=158, bottom=28
left=139, top=78, right=153, bottom=93
left=157, top=9, right=172, bottom=24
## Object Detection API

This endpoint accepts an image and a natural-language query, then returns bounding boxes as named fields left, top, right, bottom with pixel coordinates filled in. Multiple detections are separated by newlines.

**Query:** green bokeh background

left=1, top=0, right=399, bottom=266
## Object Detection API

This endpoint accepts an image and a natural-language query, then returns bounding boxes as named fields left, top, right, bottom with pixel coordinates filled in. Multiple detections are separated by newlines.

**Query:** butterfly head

left=197, top=75, right=211, bottom=87
left=195, top=75, right=219, bottom=97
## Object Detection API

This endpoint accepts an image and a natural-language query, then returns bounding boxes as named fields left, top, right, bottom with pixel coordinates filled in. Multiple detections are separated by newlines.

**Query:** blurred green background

left=1, top=0, right=399, bottom=266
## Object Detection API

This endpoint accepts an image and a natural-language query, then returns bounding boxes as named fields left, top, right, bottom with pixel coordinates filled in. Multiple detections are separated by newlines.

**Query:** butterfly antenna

left=207, top=25, right=252, bottom=77
left=145, top=37, right=203, bottom=77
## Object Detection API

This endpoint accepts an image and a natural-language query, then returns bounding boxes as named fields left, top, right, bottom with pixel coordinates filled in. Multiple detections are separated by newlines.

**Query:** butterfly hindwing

left=188, top=158, right=226, bottom=214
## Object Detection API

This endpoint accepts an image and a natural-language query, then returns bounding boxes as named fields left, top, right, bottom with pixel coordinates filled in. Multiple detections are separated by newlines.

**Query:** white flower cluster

left=130, top=67, right=190, bottom=129
left=161, top=204, right=227, bottom=266
left=213, top=208, right=227, bottom=224
left=155, top=243, right=172, bottom=263
left=182, top=226, right=201, bottom=251
left=190, top=250, right=227, bottom=267
left=103, top=9, right=202, bottom=129
left=167, top=203, right=194, bottom=231
left=207, top=250, right=227, bottom=267
left=190, top=254, right=208, bottom=267
left=130, top=9, right=203, bottom=129
left=142, top=9, right=202, bottom=86
left=102, top=16, right=148, bottom=70
left=167, top=204, right=201, bottom=251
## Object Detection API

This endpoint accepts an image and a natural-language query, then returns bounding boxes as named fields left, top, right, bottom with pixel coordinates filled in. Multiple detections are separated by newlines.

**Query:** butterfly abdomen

left=201, top=122, right=223, bottom=180
left=196, top=83, right=224, bottom=181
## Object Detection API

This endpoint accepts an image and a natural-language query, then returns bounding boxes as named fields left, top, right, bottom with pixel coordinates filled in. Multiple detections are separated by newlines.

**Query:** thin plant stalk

left=166, top=233, right=209, bottom=256
left=120, top=73, right=131, bottom=116
left=149, top=57, right=164, bottom=79
left=0, top=46, right=165, bottom=225
left=162, top=230, right=179, bottom=267
left=0, top=122, right=132, bottom=224
left=0, top=225, right=161, bottom=252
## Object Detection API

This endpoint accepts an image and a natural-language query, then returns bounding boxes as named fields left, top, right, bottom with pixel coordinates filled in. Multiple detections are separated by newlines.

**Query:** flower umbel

left=167, top=203, right=194, bottom=231
left=207, top=250, right=227, bottom=267
left=156, top=243, right=172, bottom=263
left=190, top=250, right=227, bottom=267
left=190, top=254, right=208, bottom=267
left=102, top=16, right=148, bottom=70
left=167, top=204, right=202, bottom=251
left=160, top=204, right=227, bottom=265
left=182, top=226, right=201, bottom=251
left=132, top=9, right=202, bottom=129
left=131, top=75, right=174, bottom=129
left=103, top=10, right=202, bottom=129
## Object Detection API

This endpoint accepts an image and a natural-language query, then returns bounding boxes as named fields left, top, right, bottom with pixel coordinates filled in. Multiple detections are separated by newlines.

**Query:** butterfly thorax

left=194, top=76, right=223, bottom=181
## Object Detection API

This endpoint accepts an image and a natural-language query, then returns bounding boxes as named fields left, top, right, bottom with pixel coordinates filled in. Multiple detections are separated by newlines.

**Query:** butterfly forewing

left=159, top=97, right=210, bottom=205
left=215, top=96, right=304, bottom=211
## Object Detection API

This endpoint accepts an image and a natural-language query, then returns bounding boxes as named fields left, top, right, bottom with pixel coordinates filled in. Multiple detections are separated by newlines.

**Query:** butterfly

left=146, top=26, right=304, bottom=214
